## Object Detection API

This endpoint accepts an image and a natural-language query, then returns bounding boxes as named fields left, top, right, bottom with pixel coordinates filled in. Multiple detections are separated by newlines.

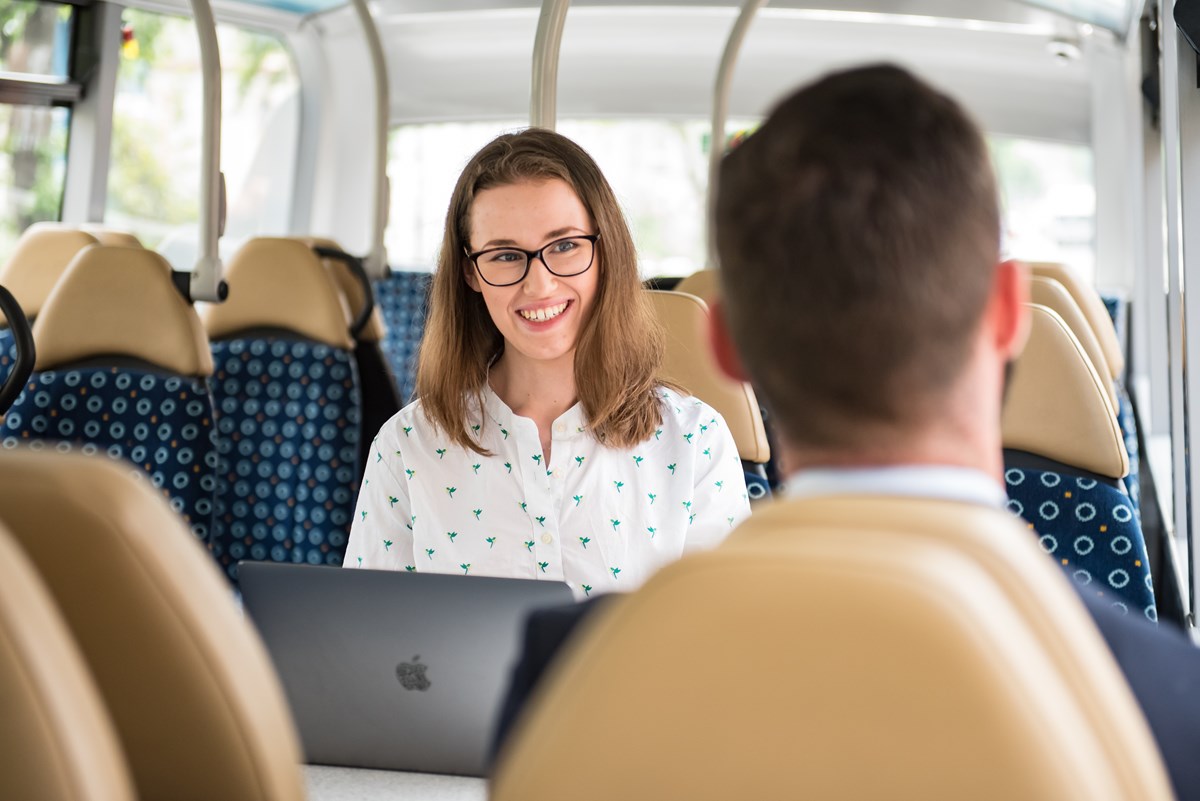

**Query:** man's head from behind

left=714, top=64, right=1025, bottom=467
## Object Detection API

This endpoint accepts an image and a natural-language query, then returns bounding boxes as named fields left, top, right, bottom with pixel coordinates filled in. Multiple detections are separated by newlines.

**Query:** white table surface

left=305, top=764, right=488, bottom=801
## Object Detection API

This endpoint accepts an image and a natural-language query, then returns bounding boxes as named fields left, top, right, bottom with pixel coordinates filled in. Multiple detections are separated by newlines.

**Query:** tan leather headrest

left=0, top=449, right=306, bottom=801
left=1030, top=276, right=1117, bottom=409
left=0, top=223, right=98, bottom=317
left=295, top=236, right=386, bottom=343
left=674, top=269, right=719, bottom=304
left=1003, top=305, right=1127, bottom=479
left=1029, top=262, right=1124, bottom=379
left=647, top=290, right=770, bottom=463
left=202, top=237, right=354, bottom=348
left=494, top=496, right=1173, bottom=801
left=81, top=228, right=143, bottom=249
left=0, top=524, right=135, bottom=801
left=33, top=245, right=213, bottom=376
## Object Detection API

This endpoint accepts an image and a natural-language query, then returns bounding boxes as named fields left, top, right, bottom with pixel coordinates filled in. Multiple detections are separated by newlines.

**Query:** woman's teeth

left=519, top=302, right=568, bottom=322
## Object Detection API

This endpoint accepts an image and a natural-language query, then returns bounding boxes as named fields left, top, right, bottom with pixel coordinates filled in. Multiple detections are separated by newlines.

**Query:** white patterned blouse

left=345, top=385, right=751, bottom=598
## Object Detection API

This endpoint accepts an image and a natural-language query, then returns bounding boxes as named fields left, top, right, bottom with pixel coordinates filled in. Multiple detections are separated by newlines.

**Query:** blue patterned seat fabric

left=209, top=337, right=360, bottom=582
left=0, top=327, right=15, bottom=389
left=1005, top=465, right=1154, bottom=622
left=1116, top=387, right=1140, bottom=514
left=0, top=367, right=218, bottom=543
left=373, top=271, right=431, bottom=404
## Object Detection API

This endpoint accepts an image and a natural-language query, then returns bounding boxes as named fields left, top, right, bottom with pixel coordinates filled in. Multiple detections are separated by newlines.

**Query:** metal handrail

left=350, top=0, right=391, bottom=279
left=531, top=0, right=570, bottom=129
left=188, top=0, right=226, bottom=302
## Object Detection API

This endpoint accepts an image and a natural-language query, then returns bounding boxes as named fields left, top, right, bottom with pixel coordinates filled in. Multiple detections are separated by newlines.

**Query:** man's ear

left=708, top=299, right=751, bottom=383
left=990, top=259, right=1031, bottom=360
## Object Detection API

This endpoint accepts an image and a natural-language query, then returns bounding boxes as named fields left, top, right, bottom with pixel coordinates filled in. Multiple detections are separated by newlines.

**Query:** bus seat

left=372, top=268, right=431, bottom=404
left=298, top=237, right=403, bottom=477
left=0, top=449, right=306, bottom=801
left=646, top=290, right=771, bottom=500
left=0, top=245, right=218, bottom=547
left=493, top=496, right=1174, bottom=801
left=80, top=228, right=143, bottom=249
left=202, top=237, right=361, bottom=582
left=1029, top=261, right=1125, bottom=380
left=1031, top=275, right=1139, bottom=513
left=0, top=522, right=135, bottom=801
left=1002, top=305, right=1153, bottom=619
left=674, top=267, right=718, bottom=303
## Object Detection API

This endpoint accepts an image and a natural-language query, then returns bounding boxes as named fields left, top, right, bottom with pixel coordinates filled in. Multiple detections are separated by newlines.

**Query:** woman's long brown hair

left=415, top=128, right=666, bottom=455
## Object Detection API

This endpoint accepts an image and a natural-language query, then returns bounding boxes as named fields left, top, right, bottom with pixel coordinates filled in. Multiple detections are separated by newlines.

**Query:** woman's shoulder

left=374, top=397, right=434, bottom=443
left=654, top=386, right=727, bottom=434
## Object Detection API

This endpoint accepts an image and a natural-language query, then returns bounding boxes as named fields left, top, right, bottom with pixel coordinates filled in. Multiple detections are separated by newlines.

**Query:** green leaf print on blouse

left=357, top=556, right=363, bottom=566
left=648, top=493, right=657, bottom=505
left=501, top=427, right=509, bottom=439
left=405, top=469, right=415, bottom=480
left=472, top=463, right=481, bottom=475
left=727, top=516, right=735, bottom=527
left=667, top=463, right=677, bottom=475
left=683, top=433, right=694, bottom=444
left=538, top=561, right=549, bottom=573
left=654, top=428, right=662, bottom=440
left=647, top=526, right=657, bottom=538
left=519, top=501, right=528, bottom=512
left=472, top=424, right=481, bottom=435
left=610, top=519, right=621, bottom=531
left=460, top=563, right=471, bottom=575
left=703, top=447, right=712, bottom=459
left=613, top=481, right=624, bottom=494
left=403, top=426, right=413, bottom=436
left=360, top=510, right=367, bottom=521
left=579, top=536, right=591, bottom=549
left=445, top=486, right=457, bottom=498
left=524, top=540, right=535, bottom=552
left=405, top=565, right=415, bottom=572
left=486, top=536, right=497, bottom=548
left=535, top=516, right=547, bottom=527
left=376, top=452, right=382, bottom=462
left=632, top=455, right=644, bottom=468
left=425, top=548, right=435, bottom=560
left=383, top=539, right=393, bottom=551
left=505, top=462, right=513, bottom=474
left=447, top=531, right=458, bottom=543
left=436, top=448, right=447, bottom=459
left=574, top=456, right=585, bottom=467
left=473, top=508, right=483, bottom=520
left=610, top=567, right=621, bottom=579
left=573, top=494, right=583, bottom=506
left=532, top=454, right=542, bottom=466
left=388, top=496, right=399, bottom=507
left=699, top=422, right=709, bottom=435
left=582, top=584, right=593, bottom=597
left=714, top=481, right=724, bottom=492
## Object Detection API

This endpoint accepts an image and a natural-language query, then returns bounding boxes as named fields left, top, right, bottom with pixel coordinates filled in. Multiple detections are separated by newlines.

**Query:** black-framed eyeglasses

left=465, top=234, right=600, bottom=287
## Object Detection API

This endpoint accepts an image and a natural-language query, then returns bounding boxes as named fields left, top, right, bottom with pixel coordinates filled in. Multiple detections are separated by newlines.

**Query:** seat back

left=0, top=522, right=135, bottom=801
left=646, top=290, right=769, bottom=464
left=674, top=267, right=718, bottom=303
left=493, top=496, right=1173, bottom=801
left=372, top=268, right=432, bottom=404
left=1003, top=305, right=1153, bottom=618
left=202, top=237, right=361, bottom=581
left=0, top=223, right=98, bottom=319
left=0, top=449, right=306, bottom=801
left=0, top=245, right=218, bottom=545
left=1029, top=261, right=1124, bottom=379
left=80, top=228, right=143, bottom=248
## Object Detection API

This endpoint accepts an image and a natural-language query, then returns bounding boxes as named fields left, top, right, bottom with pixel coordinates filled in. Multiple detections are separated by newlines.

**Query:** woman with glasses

left=345, top=129, right=749, bottom=597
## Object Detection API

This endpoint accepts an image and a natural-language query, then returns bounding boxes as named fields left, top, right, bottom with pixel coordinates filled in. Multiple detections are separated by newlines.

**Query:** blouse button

left=553, top=422, right=566, bottom=435
left=541, top=532, right=554, bottom=545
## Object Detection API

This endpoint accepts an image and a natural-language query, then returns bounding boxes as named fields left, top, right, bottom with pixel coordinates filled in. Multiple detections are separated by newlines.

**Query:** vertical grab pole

left=188, top=0, right=225, bottom=302
left=531, top=0, right=570, bottom=130
left=706, top=0, right=767, bottom=270
left=350, top=0, right=390, bottom=279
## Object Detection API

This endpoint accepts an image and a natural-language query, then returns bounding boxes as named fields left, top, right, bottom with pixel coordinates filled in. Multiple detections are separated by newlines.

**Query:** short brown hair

left=715, top=65, right=1000, bottom=449
left=416, top=128, right=666, bottom=453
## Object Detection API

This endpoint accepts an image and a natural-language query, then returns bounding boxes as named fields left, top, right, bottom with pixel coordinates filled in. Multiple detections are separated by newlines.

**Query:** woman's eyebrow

left=481, top=226, right=589, bottom=249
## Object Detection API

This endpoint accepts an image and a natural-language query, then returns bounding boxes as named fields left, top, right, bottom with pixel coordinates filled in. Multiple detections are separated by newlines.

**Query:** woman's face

left=465, top=178, right=600, bottom=370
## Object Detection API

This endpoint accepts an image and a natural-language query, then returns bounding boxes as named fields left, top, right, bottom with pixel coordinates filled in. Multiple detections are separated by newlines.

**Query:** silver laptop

left=239, top=563, right=573, bottom=777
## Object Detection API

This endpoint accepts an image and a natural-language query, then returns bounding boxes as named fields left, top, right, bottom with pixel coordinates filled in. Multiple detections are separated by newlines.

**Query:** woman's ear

left=464, top=259, right=482, bottom=293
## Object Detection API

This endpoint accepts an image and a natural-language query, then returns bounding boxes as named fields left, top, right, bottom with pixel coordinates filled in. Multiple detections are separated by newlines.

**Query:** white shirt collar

left=784, top=465, right=1007, bottom=510
left=480, top=382, right=588, bottom=441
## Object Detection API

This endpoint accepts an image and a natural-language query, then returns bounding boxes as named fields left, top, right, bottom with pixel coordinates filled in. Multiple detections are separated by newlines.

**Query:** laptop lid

left=239, top=563, right=574, bottom=777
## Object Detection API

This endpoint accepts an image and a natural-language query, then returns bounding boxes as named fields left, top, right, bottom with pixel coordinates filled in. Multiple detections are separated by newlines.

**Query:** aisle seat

left=646, top=289, right=771, bottom=500
left=1002, top=305, right=1153, bottom=620
left=372, top=268, right=431, bottom=404
left=202, top=237, right=361, bottom=582
left=493, top=496, right=1174, bottom=801
left=0, top=245, right=217, bottom=545
left=0, top=522, right=135, bottom=801
left=0, top=449, right=306, bottom=801
left=1031, top=275, right=1139, bottom=512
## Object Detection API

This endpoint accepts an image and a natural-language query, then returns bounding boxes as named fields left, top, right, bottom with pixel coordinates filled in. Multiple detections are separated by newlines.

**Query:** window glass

left=0, top=104, right=69, bottom=263
left=106, top=9, right=300, bottom=268
left=0, top=1, right=73, bottom=80
left=386, top=119, right=754, bottom=277
left=990, top=136, right=1095, bottom=281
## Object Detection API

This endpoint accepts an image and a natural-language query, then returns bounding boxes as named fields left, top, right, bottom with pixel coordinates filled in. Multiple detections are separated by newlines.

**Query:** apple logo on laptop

left=396, top=655, right=431, bottom=691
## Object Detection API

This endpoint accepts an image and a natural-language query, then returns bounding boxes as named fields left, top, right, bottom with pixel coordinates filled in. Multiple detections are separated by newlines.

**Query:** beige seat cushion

left=80, top=228, right=143, bottom=249
left=0, top=524, right=135, bottom=801
left=674, top=268, right=718, bottom=304
left=1029, top=261, right=1124, bottom=379
left=295, top=236, right=387, bottom=343
left=647, top=289, right=769, bottom=463
left=1031, top=275, right=1117, bottom=409
left=33, top=245, right=213, bottom=376
left=202, top=237, right=354, bottom=349
left=493, top=496, right=1173, bottom=801
left=0, top=223, right=98, bottom=318
left=0, top=450, right=306, bottom=801
left=1003, top=304, right=1127, bottom=479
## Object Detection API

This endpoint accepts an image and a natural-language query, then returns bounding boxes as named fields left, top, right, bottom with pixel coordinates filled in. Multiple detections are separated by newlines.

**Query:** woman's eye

left=551, top=239, right=578, bottom=254
left=487, top=251, right=523, bottom=264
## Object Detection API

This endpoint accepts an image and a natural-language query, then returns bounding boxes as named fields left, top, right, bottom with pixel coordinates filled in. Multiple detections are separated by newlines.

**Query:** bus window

left=386, top=119, right=754, bottom=277
left=991, top=136, right=1096, bottom=281
left=0, top=1, right=76, bottom=263
left=106, top=9, right=299, bottom=267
